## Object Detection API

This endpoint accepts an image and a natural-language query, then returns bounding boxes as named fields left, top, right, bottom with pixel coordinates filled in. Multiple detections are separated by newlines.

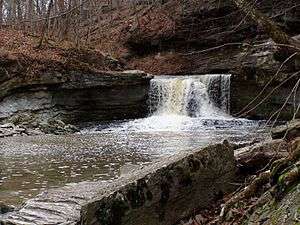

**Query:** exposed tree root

left=218, top=137, right=300, bottom=224
left=219, top=170, right=271, bottom=222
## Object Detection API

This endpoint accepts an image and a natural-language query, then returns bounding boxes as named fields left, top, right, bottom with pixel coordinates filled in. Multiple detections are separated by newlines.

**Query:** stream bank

left=180, top=120, right=300, bottom=225
left=0, top=69, right=152, bottom=126
left=0, top=1, right=299, bottom=223
left=1, top=133, right=296, bottom=225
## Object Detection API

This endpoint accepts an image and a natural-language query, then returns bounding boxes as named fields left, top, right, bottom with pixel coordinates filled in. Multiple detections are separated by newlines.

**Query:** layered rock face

left=0, top=70, right=152, bottom=124
left=106, top=0, right=300, bottom=120
left=230, top=69, right=300, bottom=120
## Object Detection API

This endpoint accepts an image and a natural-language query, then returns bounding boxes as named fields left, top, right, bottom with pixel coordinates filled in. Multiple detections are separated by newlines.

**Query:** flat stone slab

left=0, top=143, right=236, bottom=225
left=0, top=181, right=107, bottom=225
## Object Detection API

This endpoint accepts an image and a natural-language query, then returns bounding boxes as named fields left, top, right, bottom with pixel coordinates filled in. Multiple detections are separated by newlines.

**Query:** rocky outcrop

left=0, top=119, right=81, bottom=137
left=80, top=143, right=235, bottom=225
left=97, top=0, right=300, bottom=120
left=180, top=122, right=300, bottom=225
left=0, top=123, right=43, bottom=138
left=243, top=179, right=300, bottom=225
left=240, top=138, right=300, bottom=225
left=0, top=142, right=236, bottom=225
left=0, top=70, right=152, bottom=125
left=229, top=44, right=300, bottom=120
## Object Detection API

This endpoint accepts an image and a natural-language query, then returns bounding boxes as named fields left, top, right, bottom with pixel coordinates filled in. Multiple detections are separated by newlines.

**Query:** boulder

left=0, top=123, right=25, bottom=138
left=0, top=123, right=14, bottom=129
left=80, top=143, right=236, bottom=225
left=39, top=119, right=79, bottom=135
left=271, top=119, right=300, bottom=140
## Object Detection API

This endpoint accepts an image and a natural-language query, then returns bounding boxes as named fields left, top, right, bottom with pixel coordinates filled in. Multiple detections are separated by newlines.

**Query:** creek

left=0, top=75, right=267, bottom=206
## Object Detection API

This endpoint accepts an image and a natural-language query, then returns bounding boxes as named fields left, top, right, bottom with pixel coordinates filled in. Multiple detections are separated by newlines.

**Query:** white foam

left=149, top=74, right=231, bottom=118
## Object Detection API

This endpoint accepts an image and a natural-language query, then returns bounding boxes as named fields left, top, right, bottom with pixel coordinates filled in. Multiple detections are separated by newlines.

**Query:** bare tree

left=0, top=0, right=3, bottom=25
left=37, top=0, right=54, bottom=48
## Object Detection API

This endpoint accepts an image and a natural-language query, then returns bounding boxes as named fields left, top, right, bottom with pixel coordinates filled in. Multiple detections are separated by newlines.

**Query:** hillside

left=0, top=28, right=124, bottom=83
left=85, top=0, right=300, bottom=75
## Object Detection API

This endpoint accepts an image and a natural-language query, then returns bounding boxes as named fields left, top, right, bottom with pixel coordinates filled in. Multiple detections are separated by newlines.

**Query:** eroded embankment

left=0, top=69, right=152, bottom=132
left=0, top=29, right=153, bottom=130
left=88, top=0, right=300, bottom=120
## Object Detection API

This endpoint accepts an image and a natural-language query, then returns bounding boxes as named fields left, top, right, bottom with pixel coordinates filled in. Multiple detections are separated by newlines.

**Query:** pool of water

left=0, top=115, right=268, bottom=206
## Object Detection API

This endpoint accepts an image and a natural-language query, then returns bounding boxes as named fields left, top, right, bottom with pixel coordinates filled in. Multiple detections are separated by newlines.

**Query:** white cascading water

left=82, top=74, right=233, bottom=132
left=149, top=74, right=231, bottom=118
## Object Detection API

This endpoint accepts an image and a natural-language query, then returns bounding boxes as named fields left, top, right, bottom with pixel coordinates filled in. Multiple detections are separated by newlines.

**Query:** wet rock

left=225, top=139, right=260, bottom=150
left=0, top=123, right=14, bottom=129
left=271, top=125, right=289, bottom=139
left=272, top=119, right=300, bottom=140
left=0, top=70, right=152, bottom=125
left=6, top=112, right=37, bottom=127
left=64, top=124, right=80, bottom=133
left=80, top=143, right=236, bottom=225
left=39, top=119, right=79, bottom=135
left=0, top=203, right=14, bottom=214
left=0, top=122, right=45, bottom=138
left=24, top=128, right=45, bottom=136
left=0, top=181, right=103, bottom=225
left=0, top=143, right=236, bottom=225
left=0, top=119, right=48, bottom=138
left=0, top=123, right=26, bottom=138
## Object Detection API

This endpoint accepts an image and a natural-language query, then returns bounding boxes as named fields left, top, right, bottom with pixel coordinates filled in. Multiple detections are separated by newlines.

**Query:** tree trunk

left=16, top=0, right=22, bottom=22
left=7, top=0, right=13, bottom=23
left=0, top=0, right=3, bottom=25
left=26, top=0, right=34, bottom=31
left=12, top=0, right=17, bottom=23
left=40, top=0, right=47, bottom=16
left=37, top=0, right=54, bottom=48
left=58, top=0, right=65, bottom=11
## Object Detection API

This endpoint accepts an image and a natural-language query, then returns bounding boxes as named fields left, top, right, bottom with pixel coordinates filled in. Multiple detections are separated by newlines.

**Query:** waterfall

left=149, top=74, right=231, bottom=118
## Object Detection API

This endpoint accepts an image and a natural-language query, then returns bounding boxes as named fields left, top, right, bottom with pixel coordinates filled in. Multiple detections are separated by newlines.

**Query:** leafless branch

left=234, top=52, right=298, bottom=117
left=238, top=71, right=300, bottom=117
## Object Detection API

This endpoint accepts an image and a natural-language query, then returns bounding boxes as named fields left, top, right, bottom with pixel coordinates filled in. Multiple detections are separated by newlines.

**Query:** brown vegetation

left=0, top=28, right=124, bottom=81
